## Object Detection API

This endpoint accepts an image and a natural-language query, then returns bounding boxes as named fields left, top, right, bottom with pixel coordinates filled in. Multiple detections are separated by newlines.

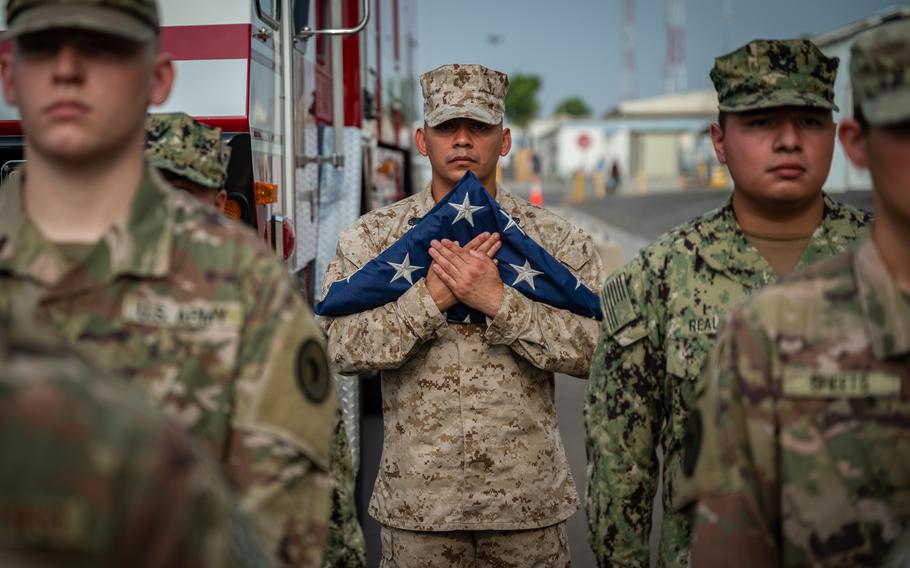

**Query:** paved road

left=511, top=179, right=875, bottom=243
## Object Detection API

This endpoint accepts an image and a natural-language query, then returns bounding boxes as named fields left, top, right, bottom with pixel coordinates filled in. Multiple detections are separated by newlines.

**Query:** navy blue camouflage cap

left=711, top=39, right=839, bottom=112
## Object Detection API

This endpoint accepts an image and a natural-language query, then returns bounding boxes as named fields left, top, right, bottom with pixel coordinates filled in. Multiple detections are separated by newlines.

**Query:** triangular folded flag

left=315, top=171, right=603, bottom=323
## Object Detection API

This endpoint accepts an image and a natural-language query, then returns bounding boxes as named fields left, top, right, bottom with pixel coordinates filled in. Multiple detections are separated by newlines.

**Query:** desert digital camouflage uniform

left=320, top=64, right=604, bottom=564
left=685, top=240, right=910, bottom=566
left=683, top=21, right=910, bottom=567
left=0, top=317, right=265, bottom=567
left=584, top=39, right=871, bottom=568
left=144, top=112, right=366, bottom=567
left=322, top=183, right=602, bottom=528
left=0, top=167, right=337, bottom=567
left=146, top=112, right=232, bottom=189
left=378, top=523, right=569, bottom=567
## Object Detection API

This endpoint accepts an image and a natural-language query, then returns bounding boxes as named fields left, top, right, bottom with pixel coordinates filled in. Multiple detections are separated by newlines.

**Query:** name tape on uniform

left=783, top=367, right=902, bottom=398
left=122, top=296, right=243, bottom=330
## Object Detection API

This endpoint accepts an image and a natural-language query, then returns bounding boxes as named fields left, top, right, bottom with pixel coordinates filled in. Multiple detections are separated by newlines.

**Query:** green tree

left=504, top=73, right=542, bottom=128
left=554, top=97, right=592, bottom=117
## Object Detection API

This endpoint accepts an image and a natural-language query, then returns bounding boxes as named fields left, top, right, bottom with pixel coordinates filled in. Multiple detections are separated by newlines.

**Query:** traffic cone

left=530, top=180, right=544, bottom=207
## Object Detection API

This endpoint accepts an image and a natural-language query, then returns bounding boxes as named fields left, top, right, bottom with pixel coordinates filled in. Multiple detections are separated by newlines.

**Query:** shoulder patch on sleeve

left=601, top=271, right=638, bottom=336
left=296, top=339, right=331, bottom=404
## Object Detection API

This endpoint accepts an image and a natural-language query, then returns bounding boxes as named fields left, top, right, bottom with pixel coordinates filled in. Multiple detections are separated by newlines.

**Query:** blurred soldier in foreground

left=146, top=112, right=229, bottom=212
left=0, top=316, right=264, bottom=567
left=683, top=20, right=910, bottom=566
left=585, top=39, right=871, bottom=567
left=145, top=111, right=366, bottom=568
left=319, top=64, right=604, bottom=566
left=0, top=1, right=337, bottom=565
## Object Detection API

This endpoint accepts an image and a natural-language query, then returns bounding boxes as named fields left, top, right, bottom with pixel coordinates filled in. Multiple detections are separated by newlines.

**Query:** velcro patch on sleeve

left=601, top=271, right=638, bottom=336
left=238, top=314, right=337, bottom=469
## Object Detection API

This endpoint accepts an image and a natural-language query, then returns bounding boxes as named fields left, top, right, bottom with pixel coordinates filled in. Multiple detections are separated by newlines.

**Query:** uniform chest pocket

left=77, top=296, right=244, bottom=436
left=778, top=392, right=910, bottom=547
left=665, top=332, right=717, bottom=381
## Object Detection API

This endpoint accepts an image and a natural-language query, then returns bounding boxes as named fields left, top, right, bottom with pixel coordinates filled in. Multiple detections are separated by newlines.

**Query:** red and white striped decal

left=0, top=19, right=255, bottom=136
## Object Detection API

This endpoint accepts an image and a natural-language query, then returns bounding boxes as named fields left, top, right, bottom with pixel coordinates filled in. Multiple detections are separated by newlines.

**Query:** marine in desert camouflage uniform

left=144, top=112, right=367, bottom=568
left=683, top=20, right=910, bottom=567
left=584, top=39, right=871, bottom=567
left=319, top=63, right=604, bottom=566
left=0, top=1, right=336, bottom=566
left=0, top=314, right=269, bottom=567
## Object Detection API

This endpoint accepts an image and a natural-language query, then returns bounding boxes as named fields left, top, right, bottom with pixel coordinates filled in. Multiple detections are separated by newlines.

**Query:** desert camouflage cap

left=420, top=64, right=509, bottom=127
left=851, top=20, right=910, bottom=126
left=146, top=113, right=231, bottom=190
left=711, top=39, right=839, bottom=112
left=5, top=0, right=159, bottom=42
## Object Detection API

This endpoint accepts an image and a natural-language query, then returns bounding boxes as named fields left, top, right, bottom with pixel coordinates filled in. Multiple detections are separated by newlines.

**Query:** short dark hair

left=718, top=107, right=835, bottom=131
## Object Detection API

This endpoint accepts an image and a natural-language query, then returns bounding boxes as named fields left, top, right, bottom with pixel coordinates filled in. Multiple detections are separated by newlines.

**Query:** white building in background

left=529, top=6, right=910, bottom=195
left=533, top=90, right=718, bottom=193
left=815, top=5, right=910, bottom=192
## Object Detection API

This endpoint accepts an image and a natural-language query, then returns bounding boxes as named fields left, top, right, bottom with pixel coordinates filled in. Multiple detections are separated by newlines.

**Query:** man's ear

left=416, top=127, right=429, bottom=157
left=500, top=127, right=512, bottom=157
left=1, top=51, right=18, bottom=107
left=710, top=123, right=727, bottom=164
left=214, top=189, right=228, bottom=213
left=837, top=118, right=869, bottom=170
left=149, top=51, right=175, bottom=106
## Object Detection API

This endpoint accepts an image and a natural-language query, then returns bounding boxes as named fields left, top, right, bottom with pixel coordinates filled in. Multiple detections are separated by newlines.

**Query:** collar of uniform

left=854, top=238, right=910, bottom=359
left=697, top=194, right=854, bottom=284
left=0, top=165, right=173, bottom=291
left=693, top=198, right=773, bottom=285
left=0, top=173, right=32, bottom=274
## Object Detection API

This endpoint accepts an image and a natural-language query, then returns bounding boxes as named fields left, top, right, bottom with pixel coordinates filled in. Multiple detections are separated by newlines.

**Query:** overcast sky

left=414, top=0, right=908, bottom=116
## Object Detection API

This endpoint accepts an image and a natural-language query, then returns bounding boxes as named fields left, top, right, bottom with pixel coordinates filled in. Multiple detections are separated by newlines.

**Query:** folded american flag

left=315, top=171, right=603, bottom=323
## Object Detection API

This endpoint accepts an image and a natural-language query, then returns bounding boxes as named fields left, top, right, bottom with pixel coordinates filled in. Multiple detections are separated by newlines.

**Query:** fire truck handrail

left=297, top=0, right=369, bottom=38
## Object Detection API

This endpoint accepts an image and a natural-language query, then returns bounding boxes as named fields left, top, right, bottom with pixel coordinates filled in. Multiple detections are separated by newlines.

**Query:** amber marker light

left=254, top=181, right=278, bottom=205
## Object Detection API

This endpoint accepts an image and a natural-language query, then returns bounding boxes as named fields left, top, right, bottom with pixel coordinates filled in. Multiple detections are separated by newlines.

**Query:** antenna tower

left=664, top=0, right=687, bottom=94
left=623, top=0, right=636, bottom=101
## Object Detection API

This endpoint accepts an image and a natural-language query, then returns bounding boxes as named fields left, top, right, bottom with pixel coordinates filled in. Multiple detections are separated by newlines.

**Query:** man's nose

left=453, top=124, right=473, bottom=147
left=52, top=44, right=84, bottom=84
left=774, top=120, right=801, bottom=152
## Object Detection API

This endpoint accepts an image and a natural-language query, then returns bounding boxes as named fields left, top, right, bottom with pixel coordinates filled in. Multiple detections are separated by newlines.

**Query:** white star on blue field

left=509, top=259, right=544, bottom=291
left=387, top=253, right=423, bottom=285
left=449, top=194, right=486, bottom=227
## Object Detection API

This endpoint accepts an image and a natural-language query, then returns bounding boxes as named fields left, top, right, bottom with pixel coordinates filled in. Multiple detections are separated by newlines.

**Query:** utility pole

left=664, top=0, right=687, bottom=94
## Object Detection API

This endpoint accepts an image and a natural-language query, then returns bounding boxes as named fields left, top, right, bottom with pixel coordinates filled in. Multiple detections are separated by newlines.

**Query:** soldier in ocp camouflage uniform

left=584, top=39, right=872, bottom=567
left=143, top=111, right=367, bottom=568
left=0, top=1, right=337, bottom=566
left=320, top=63, right=604, bottom=566
left=682, top=20, right=910, bottom=566
left=146, top=112, right=231, bottom=212
left=0, top=314, right=267, bottom=567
